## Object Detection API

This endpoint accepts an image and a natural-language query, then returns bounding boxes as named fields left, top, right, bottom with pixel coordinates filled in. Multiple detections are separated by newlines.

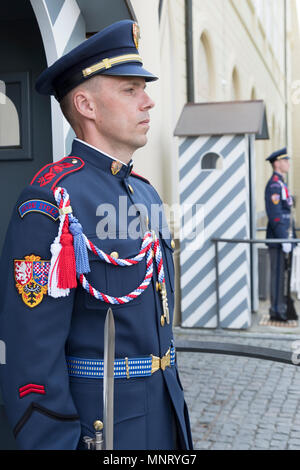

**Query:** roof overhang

left=174, top=100, right=269, bottom=140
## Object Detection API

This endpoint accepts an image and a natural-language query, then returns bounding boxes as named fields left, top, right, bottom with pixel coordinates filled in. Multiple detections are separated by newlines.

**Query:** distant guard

left=265, top=147, right=296, bottom=322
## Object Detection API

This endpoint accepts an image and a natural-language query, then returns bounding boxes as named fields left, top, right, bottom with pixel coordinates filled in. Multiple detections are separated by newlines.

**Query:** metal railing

left=176, top=340, right=300, bottom=367
left=211, top=237, right=300, bottom=329
left=257, top=228, right=300, bottom=232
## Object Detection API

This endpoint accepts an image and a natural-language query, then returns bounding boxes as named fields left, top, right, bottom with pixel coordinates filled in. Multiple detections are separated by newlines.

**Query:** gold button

left=146, top=216, right=149, bottom=227
left=171, top=239, right=175, bottom=249
left=151, top=249, right=155, bottom=258
left=110, top=251, right=119, bottom=259
left=128, top=184, right=134, bottom=194
left=72, top=159, right=78, bottom=164
left=156, top=281, right=160, bottom=292
left=160, top=315, right=165, bottom=327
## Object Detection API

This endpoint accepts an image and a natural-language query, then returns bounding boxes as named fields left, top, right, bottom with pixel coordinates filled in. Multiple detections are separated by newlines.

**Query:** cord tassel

left=69, top=218, right=90, bottom=275
left=48, top=236, right=70, bottom=298
left=57, top=217, right=77, bottom=289
left=48, top=187, right=77, bottom=298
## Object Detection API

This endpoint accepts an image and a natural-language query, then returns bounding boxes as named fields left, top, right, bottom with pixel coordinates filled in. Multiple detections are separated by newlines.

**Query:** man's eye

left=125, top=88, right=135, bottom=93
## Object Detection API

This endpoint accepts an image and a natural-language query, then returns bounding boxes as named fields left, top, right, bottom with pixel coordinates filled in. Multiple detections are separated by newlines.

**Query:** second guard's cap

left=35, top=20, right=158, bottom=102
left=266, top=147, right=290, bottom=164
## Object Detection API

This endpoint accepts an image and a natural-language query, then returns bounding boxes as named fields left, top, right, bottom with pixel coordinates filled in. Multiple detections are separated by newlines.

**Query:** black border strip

left=13, top=402, right=79, bottom=437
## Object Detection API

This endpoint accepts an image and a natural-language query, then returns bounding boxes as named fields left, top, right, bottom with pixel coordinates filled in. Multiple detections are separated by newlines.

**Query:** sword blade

left=103, top=307, right=115, bottom=450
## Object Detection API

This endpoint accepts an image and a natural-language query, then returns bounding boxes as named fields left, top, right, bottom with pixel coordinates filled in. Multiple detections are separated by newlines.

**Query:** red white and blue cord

left=49, top=187, right=166, bottom=307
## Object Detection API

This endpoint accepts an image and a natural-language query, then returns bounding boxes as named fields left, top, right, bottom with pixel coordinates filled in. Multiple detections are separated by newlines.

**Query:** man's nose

left=142, top=91, right=155, bottom=110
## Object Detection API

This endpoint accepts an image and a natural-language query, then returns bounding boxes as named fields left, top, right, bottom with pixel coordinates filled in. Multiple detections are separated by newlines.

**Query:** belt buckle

left=161, top=348, right=171, bottom=371
left=151, top=348, right=171, bottom=374
left=151, top=355, right=161, bottom=374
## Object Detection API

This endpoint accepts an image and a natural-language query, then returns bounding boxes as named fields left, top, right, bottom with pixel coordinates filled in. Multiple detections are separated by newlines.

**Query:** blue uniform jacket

left=0, top=139, right=193, bottom=450
left=265, top=172, right=294, bottom=248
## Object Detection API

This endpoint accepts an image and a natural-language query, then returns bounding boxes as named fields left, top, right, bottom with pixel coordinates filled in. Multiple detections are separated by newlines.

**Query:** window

left=0, top=81, right=20, bottom=147
left=230, top=68, right=240, bottom=101
left=201, top=152, right=223, bottom=170
left=197, top=35, right=210, bottom=101
left=0, top=72, right=31, bottom=161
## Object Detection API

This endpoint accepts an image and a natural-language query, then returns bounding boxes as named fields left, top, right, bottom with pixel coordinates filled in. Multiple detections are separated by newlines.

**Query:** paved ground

left=174, top=300, right=300, bottom=450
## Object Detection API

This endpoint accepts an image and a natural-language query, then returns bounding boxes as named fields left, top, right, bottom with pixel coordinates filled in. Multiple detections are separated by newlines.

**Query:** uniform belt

left=66, top=345, right=175, bottom=379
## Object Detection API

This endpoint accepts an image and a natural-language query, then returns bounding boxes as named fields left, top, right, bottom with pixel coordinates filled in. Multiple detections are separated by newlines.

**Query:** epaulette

left=131, top=171, right=150, bottom=185
left=30, top=156, right=85, bottom=190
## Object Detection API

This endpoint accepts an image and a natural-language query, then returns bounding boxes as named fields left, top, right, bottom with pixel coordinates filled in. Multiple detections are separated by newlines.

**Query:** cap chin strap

left=54, top=53, right=144, bottom=101
left=277, top=154, right=289, bottom=161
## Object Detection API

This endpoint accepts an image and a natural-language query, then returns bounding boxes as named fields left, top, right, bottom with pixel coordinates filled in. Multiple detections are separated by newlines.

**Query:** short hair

left=60, top=92, right=75, bottom=127
left=59, top=75, right=103, bottom=129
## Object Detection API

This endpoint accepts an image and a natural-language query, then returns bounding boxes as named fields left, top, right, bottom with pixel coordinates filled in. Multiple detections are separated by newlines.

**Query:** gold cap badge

left=132, top=23, right=140, bottom=49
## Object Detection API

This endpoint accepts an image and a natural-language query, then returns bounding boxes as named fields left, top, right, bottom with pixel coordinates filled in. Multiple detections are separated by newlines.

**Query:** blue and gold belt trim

left=66, top=346, right=175, bottom=379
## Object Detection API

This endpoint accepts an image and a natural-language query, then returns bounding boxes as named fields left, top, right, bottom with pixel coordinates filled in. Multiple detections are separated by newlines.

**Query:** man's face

left=278, top=158, right=290, bottom=175
left=90, top=75, right=155, bottom=156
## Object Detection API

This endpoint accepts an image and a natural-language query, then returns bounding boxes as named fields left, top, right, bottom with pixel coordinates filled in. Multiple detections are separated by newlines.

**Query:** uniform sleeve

left=265, top=182, right=287, bottom=239
left=0, top=185, right=81, bottom=450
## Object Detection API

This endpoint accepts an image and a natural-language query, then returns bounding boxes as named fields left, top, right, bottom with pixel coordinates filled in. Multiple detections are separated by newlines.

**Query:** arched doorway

left=0, top=0, right=53, bottom=254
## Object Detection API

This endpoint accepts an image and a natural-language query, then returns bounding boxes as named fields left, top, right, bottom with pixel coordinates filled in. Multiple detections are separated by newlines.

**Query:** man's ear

left=73, top=89, right=96, bottom=120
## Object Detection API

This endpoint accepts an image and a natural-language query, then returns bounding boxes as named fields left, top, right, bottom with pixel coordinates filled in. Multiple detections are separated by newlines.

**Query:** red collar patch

left=130, top=171, right=150, bottom=185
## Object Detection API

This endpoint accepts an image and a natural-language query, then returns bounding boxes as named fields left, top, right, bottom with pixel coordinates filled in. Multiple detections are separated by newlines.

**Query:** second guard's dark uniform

left=0, top=20, right=193, bottom=450
left=265, top=148, right=294, bottom=322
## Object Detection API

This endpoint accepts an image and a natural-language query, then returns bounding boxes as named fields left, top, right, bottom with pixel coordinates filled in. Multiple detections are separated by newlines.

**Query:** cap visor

left=100, top=63, right=158, bottom=81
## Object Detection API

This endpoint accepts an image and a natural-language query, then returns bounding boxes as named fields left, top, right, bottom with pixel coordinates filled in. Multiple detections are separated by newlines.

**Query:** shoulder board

left=272, top=175, right=279, bottom=182
left=131, top=171, right=150, bottom=185
left=30, top=156, right=85, bottom=190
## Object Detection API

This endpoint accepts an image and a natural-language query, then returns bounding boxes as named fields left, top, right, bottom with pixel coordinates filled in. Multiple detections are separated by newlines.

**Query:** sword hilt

left=83, top=420, right=104, bottom=450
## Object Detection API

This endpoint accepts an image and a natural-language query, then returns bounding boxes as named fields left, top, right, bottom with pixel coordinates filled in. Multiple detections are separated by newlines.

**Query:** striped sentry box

left=179, top=134, right=251, bottom=329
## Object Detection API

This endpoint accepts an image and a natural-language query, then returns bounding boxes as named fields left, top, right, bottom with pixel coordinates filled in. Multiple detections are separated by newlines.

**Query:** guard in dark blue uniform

left=265, top=148, right=295, bottom=322
left=0, top=20, right=193, bottom=450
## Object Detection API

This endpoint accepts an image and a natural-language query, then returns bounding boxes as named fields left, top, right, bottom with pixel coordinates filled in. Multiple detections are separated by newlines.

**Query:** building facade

left=1, top=0, right=300, bottom=449
left=0, top=0, right=299, bottom=322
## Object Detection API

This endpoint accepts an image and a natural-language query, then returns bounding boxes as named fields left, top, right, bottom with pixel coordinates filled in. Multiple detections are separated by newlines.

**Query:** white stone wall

left=131, top=0, right=298, bottom=228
